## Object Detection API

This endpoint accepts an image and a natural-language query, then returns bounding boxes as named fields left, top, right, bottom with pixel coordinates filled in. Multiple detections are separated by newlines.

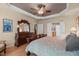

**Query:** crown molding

left=7, top=3, right=68, bottom=19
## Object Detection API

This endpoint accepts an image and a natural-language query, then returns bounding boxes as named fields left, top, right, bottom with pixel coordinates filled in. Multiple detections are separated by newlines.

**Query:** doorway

left=47, top=22, right=65, bottom=38
left=52, top=23, right=60, bottom=37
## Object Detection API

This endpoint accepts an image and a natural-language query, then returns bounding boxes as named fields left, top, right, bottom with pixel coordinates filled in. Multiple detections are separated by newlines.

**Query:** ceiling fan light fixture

left=38, top=11, right=44, bottom=14
left=38, top=7, right=44, bottom=14
left=30, top=4, right=51, bottom=15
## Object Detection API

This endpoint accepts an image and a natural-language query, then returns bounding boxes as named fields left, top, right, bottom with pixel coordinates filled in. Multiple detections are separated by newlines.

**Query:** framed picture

left=3, top=18, right=12, bottom=32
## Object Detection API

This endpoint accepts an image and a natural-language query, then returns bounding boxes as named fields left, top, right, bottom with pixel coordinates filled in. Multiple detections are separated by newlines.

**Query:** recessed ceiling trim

left=7, top=3, right=68, bottom=19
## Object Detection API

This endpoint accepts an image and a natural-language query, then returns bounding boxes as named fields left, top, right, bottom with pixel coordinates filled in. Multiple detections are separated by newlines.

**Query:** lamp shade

left=70, top=27, right=77, bottom=34
left=71, top=27, right=77, bottom=31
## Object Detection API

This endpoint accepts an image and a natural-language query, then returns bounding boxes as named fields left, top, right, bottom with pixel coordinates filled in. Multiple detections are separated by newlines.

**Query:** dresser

left=15, top=32, right=37, bottom=47
left=15, top=20, right=37, bottom=47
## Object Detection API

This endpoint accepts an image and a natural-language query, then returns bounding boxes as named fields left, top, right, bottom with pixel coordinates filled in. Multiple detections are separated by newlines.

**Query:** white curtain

left=56, top=25, right=61, bottom=37
left=47, top=23, right=52, bottom=37
left=56, top=22, right=65, bottom=37
left=37, top=24, right=44, bottom=34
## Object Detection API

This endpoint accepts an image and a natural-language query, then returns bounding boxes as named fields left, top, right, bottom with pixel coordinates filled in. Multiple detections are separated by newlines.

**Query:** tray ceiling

left=10, top=3, right=67, bottom=17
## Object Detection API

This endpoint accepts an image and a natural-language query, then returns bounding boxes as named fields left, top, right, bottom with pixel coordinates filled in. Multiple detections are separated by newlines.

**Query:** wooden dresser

left=15, top=20, right=47, bottom=47
left=15, top=32, right=37, bottom=47
left=15, top=20, right=37, bottom=47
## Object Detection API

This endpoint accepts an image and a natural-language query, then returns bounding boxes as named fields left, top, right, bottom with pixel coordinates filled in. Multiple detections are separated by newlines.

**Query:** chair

left=0, top=40, right=6, bottom=55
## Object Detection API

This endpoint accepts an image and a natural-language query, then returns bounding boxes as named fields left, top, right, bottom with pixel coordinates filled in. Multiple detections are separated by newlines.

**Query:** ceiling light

left=38, top=6, right=45, bottom=14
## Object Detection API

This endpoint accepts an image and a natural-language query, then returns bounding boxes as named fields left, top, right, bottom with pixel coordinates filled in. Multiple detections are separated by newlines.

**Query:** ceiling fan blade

left=31, top=8, right=37, bottom=11
left=30, top=4, right=51, bottom=16
left=38, top=4, right=45, bottom=8
left=46, top=10, right=51, bottom=13
left=30, top=8, right=38, bottom=15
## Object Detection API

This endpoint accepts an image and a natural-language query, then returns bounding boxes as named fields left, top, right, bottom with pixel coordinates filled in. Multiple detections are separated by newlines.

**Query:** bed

left=25, top=36, right=79, bottom=56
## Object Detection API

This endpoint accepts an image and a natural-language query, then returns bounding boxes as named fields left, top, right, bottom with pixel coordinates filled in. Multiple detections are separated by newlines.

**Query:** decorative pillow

left=66, top=33, right=79, bottom=51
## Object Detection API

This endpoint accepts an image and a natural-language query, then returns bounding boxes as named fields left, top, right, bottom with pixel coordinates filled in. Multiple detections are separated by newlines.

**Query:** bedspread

left=25, top=36, right=78, bottom=56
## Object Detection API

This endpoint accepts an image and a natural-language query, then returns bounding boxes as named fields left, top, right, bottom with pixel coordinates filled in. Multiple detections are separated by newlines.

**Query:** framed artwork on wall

left=3, top=18, right=13, bottom=32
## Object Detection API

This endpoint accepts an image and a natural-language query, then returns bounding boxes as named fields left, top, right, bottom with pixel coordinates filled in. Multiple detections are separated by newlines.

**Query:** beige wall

left=37, top=15, right=76, bottom=34
left=0, top=4, right=37, bottom=47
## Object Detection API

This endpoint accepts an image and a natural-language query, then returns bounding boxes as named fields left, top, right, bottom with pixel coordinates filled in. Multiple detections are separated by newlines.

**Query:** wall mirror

left=17, top=20, right=30, bottom=32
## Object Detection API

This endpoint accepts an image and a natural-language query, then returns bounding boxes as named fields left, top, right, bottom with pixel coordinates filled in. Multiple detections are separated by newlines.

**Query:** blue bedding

left=25, top=37, right=79, bottom=56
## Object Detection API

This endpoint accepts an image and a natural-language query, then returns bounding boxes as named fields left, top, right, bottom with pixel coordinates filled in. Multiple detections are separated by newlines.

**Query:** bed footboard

left=26, top=51, right=37, bottom=56
left=26, top=51, right=31, bottom=56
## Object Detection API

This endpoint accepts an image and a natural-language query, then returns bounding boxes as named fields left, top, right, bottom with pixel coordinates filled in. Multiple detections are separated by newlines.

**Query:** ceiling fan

left=30, top=4, right=51, bottom=16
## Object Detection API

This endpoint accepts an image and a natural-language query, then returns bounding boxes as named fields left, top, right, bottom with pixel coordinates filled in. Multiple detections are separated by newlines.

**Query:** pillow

left=73, top=51, right=79, bottom=55
left=66, top=33, right=79, bottom=51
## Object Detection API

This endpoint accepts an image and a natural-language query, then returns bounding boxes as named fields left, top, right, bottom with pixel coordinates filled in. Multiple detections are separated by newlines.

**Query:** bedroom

left=0, top=3, right=79, bottom=56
